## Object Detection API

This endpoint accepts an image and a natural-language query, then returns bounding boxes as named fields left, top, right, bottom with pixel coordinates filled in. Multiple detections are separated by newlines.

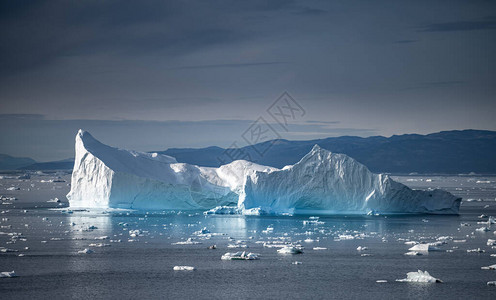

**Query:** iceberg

left=408, top=244, right=441, bottom=252
left=173, top=266, right=196, bottom=271
left=0, top=271, right=17, bottom=278
left=67, top=130, right=275, bottom=210
left=277, top=246, right=304, bottom=254
left=67, top=130, right=461, bottom=214
left=77, top=248, right=94, bottom=254
left=221, top=251, right=259, bottom=260
left=396, top=270, right=442, bottom=283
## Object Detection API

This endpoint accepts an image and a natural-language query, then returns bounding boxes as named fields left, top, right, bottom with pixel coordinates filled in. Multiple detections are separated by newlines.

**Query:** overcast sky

left=1, top=0, right=495, bottom=161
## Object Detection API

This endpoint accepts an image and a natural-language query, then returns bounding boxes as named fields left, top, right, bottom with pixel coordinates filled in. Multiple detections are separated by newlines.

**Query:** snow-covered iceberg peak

left=239, top=144, right=461, bottom=215
left=67, top=130, right=461, bottom=215
left=67, top=130, right=275, bottom=209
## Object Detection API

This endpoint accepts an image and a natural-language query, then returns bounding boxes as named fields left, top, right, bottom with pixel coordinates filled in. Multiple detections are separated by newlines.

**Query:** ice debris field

left=1, top=131, right=496, bottom=298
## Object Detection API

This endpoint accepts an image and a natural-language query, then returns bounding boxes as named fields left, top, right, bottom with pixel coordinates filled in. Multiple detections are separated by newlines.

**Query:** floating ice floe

left=404, top=251, right=423, bottom=256
left=194, top=227, right=210, bottom=235
left=487, top=239, right=496, bottom=246
left=173, top=266, right=195, bottom=271
left=303, top=220, right=325, bottom=225
left=221, top=251, right=259, bottom=260
left=0, top=271, right=17, bottom=278
left=277, top=246, right=304, bottom=254
left=476, top=227, right=491, bottom=232
left=376, top=280, right=387, bottom=283
left=0, top=247, right=18, bottom=253
left=228, top=244, right=248, bottom=248
left=172, top=238, right=202, bottom=245
left=338, top=234, right=355, bottom=240
left=396, top=270, right=442, bottom=283
left=408, top=244, right=441, bottom=252
left=204, top=206, right=239, bottom=215
left=77, top=248, right=94, bottom=254
left=357, top=246, right=368, bottom=251
left=88, top=243, right=110, bottom=247
left=313, top=247, right=327, bottom=250
left=488, top=281, right=496, bottom=286
left=481, top=264, right=496, bottom=270
left=467, top=248, right=485, bottom=253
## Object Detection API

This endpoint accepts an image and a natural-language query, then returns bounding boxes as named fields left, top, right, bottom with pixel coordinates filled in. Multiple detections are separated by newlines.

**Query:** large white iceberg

left=67, top=130, right=461, bottom=214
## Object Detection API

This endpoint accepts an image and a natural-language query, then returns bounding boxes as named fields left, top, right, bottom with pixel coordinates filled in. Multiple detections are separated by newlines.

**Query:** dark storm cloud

left=0, top=0, right=254, bottom=75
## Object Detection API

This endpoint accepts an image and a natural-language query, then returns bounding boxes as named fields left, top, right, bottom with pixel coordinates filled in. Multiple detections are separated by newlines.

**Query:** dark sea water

left=1, top=174, right=496, bottom=299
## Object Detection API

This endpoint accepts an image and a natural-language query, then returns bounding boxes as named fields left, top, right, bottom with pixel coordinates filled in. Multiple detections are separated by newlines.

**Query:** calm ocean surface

left=1, top=174, right=496, bottom=299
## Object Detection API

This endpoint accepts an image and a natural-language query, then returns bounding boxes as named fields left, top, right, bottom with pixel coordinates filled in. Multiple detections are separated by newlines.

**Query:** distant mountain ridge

left=5, top=129, right=496, bottom=174
left=0, top=154, right=36, bottom=170
left=158, top=129, right=496, bottom=174
left=18, top=158, right=74, bottom=171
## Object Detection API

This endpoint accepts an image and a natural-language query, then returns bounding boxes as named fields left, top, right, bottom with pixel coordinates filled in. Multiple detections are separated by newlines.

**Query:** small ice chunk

left=88, top=243, right=110, bottom=247
left=488, top=281, right=496, bottom=286
left=404, top=251, right=423, bottom=256
left=172, top=238, right=202, bottom=245
left=481, top=264, right=496, bottom=270
left=408, top=244, right=440, bottom=252
left=357, top=246, right=368, bottom=251
left=203, top=206, right=240, bottom=215
left=467, top=248, right=485, bottom=253
left=292, top=261, right=302, bottom=265
left=313, top=247, right=327, bottom=250
left=173, top=266, right=195, bottom=271
left=277, top=246, right=304, bottom=254
left=221, top=251, right=259, bottom=260
left=396, top=270, right=442, bottom=283
left=194, top=227, right=210, bottom=235
left=0, top=271, right=17, bottom=278
left=376, top=280, right=387, bottom=283
left=77, top=248, right=94, bottom=254
left=476, top=227, right=491, bottom=232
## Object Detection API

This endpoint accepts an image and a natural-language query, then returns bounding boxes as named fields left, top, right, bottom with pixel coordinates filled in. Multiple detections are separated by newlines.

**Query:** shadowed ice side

left=67, top=130, right=461, bottom=215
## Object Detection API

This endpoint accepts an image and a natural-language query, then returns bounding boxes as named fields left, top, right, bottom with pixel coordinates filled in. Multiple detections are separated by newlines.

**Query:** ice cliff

left=67, top=130, right=461, bottom=214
